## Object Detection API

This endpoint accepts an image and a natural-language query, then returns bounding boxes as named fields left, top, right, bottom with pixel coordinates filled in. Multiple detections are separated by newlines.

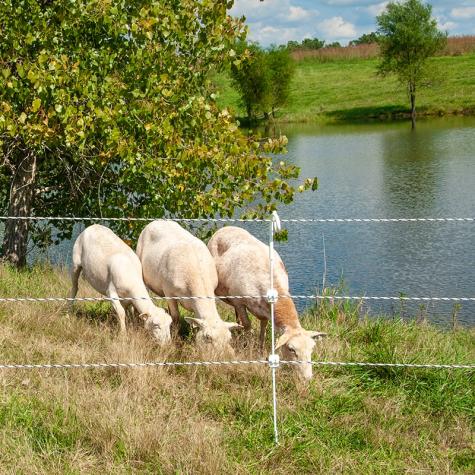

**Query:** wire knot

left=268, top=354, right=280, bottom=369
left=266, top=288, right=279, bottom=303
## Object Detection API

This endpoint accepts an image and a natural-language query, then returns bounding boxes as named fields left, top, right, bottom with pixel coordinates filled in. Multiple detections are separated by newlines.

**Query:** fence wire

left=0, top=360, right=473, bottom=371
left=1, top=216, right=474, bottom=223
left=1, top=294, right=474, bottom=303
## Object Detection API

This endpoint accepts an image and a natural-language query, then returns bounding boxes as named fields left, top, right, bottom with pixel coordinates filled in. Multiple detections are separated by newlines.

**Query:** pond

left=267, top=117, right=475, bottom=326
left=9, top=117, right=475, bottom=326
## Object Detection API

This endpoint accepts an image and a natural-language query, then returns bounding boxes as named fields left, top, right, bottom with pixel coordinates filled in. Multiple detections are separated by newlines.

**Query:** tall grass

left=291, top=35, right=475, bottom=62
left=0, top=264, right=474, bottom=473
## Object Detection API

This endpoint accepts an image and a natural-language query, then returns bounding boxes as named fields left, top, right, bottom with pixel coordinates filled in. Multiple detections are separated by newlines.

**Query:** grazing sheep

left=208, top=226, right=326, bottom=381
left=136, top=220, right=241, bottom=354
left=71, top=224, right=172, bottom=344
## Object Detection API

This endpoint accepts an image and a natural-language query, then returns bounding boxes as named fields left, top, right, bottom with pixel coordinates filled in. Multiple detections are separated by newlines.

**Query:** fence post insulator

left=268, top=354, right=280, bottom=368
left=271, top=210, right=281, bottom=232
left=266, top=288, right=279, bottom=303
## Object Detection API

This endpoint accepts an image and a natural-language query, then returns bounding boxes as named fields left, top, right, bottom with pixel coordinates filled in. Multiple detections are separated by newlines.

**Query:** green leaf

left=32, top=98, right=41, bottom=112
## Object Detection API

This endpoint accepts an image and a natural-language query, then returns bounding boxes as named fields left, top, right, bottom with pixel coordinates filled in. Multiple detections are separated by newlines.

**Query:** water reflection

left=273, top=117, right=475, bottom=325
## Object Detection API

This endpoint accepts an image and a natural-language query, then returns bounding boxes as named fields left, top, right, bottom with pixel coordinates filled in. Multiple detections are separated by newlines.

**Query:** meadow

left=0, top=264, right=473, bottom=473
left=215, top=53, right=475, bottom=124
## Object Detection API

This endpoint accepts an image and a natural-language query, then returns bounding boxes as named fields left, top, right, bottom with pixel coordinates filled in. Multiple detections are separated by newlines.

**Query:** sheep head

left=140, top=308, right=173, bottom=345
left=185, top=317, right=241, bottom=356
left=275, top=328, right=326, bottom=381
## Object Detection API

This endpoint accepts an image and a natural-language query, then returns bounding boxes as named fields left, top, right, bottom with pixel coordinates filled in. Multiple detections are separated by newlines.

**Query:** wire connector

left=271, top=210, right=281, bottom=232
left=268, top=354, right=280, bottom=368
left=266, top=288, right=279, bottom=303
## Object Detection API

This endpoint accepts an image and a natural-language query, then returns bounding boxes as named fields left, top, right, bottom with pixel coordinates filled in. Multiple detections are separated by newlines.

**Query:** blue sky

left=229, top=0, right=475, bottom=46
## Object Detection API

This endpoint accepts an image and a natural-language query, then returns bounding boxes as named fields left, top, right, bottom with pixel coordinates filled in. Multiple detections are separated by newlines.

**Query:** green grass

left=215, top=55, right=475, bottom=124
left=0, top=264, right=474, bottom=473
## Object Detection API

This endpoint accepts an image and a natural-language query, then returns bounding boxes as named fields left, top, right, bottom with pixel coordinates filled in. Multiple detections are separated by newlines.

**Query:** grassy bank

left=0, top=264, right=474, bottom=473
left=215, top=55, right=475, bottom=124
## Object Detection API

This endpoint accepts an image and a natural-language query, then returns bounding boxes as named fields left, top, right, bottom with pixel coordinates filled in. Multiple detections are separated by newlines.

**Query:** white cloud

left=366, top=2, right=389, bottom=16
left=319, top=16, right=357, bottom=38
left=230, top=1, right=474, bottom=46
left=230, top=0, right=319, bottom=45
left=436, top=15, right=457, bottom=32
left=231, top=0, right=317, bottom=22
left=244, top=21, right=313, bottom=45
left=288, top=6, right=309, bottom=21
left=451, top=7, right=475, bottom=19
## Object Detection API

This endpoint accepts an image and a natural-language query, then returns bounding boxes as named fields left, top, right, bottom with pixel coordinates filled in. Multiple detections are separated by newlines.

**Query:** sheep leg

left=125, top=304, right=136, bottom=324
left=167, top=299, right=180, bottom=326
left=69, top=264, right=82, bottom=311
left=108, top=289, right=127, bottom=334
left=259, top=319, right=268, bottom=352
left=235, top=306, right=252, bottom=331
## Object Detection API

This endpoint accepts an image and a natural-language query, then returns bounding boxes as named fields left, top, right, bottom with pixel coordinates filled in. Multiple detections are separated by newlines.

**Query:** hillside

left=215, top=55, right=475, bottom=124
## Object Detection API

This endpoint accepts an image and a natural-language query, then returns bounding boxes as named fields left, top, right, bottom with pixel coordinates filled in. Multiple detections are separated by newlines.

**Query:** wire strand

left=1, top=294, right=474, bottom=303
left=1, top=216, right=474, bottom=223
left=0, top=360, right=472, bottom=371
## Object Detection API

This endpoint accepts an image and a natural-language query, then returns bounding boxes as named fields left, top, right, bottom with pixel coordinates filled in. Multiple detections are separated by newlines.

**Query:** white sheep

left=70, top=224, right=172, bottom=344
left=136, top=220, right=241, bottom=354
left=208, top=226, right=326, bottom=381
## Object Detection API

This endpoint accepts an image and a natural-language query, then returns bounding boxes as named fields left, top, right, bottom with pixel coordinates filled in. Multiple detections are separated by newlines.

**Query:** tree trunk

left=2, top=151, right=37, bottom=267
left=410, top=89, right=416, bottom=130
left=246, top=104, right=252, bottom=122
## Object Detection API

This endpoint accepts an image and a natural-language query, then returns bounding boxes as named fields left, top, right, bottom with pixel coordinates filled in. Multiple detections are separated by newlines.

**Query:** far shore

left=214, top=54, right=475, bottom=126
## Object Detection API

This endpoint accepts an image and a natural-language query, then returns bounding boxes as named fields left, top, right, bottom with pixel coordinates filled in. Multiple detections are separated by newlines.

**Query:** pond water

left=267, top=117, right=475, bottom=326
left=14, top=117, right=475, bottom=326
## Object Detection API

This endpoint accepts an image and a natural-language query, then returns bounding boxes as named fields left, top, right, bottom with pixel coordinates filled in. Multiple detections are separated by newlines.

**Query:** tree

left=300, top=38, right=325, bottom=50
left=0, top=1, right=315, bottom=267
left=349, top=32, right=380, bottom=46
left=376, top=0, right=447, bottom=128
left=231, top=43, right=295, bottom=121
left=286, top=40, right=300, bottom=51
left=266, top=47, right=295, bottom=118
left=230, top=42, right=272, bottom=121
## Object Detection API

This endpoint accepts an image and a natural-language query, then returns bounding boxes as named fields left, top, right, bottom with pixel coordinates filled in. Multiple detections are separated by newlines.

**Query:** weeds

left=290, top=36, right=475, bottom=62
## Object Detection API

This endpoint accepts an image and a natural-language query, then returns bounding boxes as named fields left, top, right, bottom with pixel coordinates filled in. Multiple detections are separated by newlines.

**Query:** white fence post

left=268, top=210, right=281, bottom=444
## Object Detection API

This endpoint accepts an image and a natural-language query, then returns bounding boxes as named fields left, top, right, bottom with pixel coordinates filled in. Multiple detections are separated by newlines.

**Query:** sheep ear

left=184, top=317, right=205, bottom=329
left=275, top=332, right=293, bottom=351
left=307, top=331, right=327, bottom=340
left=225, top=322, right=243, bottom=332
left=138, top=313, right=149, bottom=322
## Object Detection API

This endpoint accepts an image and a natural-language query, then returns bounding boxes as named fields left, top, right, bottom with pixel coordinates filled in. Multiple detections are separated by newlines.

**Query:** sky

left=229, top=0, right=475, bottom=46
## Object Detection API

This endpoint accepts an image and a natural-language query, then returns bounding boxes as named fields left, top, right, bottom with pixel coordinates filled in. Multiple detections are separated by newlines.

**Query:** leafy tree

left=325, top=42, right=342, bottom=48
left=0, top=1, right=315, bottom=267
left=301, top=38, right=325, bottom=50
left=230, top=42, right=272, bottom=121
left=231, top=44, right=295, bottom=121
left=349, top=32, right=380, bottom=46
left=286, top=40, right=300, bottom=51
left=376, top=0, right=447, bottom=128
left=266, top=47, right=295, bottom=118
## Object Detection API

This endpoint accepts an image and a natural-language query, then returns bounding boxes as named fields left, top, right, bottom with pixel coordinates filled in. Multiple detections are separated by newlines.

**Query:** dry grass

left=0, top=264, right=474, bottom=473
left=291, top=35, right=475, bottom=62
left=291, top=43, right=378, bottom=62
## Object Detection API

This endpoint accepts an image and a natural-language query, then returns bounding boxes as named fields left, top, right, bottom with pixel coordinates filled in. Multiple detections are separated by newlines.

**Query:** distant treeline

left=286, top=32, right=380, bottom=51
left=289, top=35, right=475, bottom=62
